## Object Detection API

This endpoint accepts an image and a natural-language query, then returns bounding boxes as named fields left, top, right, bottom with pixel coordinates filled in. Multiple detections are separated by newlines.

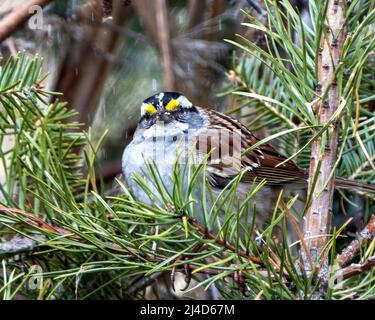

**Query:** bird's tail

left=334, top=177, right=375, bottom=194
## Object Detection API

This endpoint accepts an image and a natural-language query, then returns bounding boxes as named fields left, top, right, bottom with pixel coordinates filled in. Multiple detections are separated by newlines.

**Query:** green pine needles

left=0, top=0, right=374, bottom=300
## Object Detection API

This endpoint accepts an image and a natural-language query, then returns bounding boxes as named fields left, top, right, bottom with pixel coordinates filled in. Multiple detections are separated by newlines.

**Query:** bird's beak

left=156, top=112, right=173, bottom=124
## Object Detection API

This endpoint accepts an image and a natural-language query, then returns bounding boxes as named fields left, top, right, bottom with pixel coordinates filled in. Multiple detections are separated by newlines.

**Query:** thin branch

left=183, top=215, right=263, bottom=265
left=54, top=0, right=132, bottom=126
left=205, top=0, right=225, bottom=42
left=0, top=204, right=294, bottom=294
left=125, top=272, right=164, bottom=296
left=0, top=235, right=39, bottom=256
left=246, top=0, right=265, bottom=15
left=185, top=0, right=207, bottom=32
left=0, top=204, right=71, bottom=235
left=280, top=200, right=313, bottom=269
left=302, top=0, right=346, bottom=283
left=0, top=203, right=264, bottom=269
left=132, top=0, right=159, bottom=41
left=0, top=0, right=53, bottom=42
left=338, top=255, right=375, bottom=280
left=337, top=214, right=375, bottom=268
left=154, top=0, right=176, bottom=91
left=0, top=204, right=160, bottom=261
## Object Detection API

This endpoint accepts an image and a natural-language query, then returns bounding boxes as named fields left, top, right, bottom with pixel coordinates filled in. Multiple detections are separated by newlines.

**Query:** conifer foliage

left=0, top=0, right=374, bottom=300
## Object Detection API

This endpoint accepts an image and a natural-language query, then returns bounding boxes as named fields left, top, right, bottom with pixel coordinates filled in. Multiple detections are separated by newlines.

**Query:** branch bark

left=337, top=214, right=375, bottom=268
left=0, top=203, right=264, bottom=268
left=133, top=0, right=227, bottom=107
left=337, top=255, right=375, bottom=280
left=0, top=203, right=274, bottom=294
left=132, top=0, right=159, bottom=42
left=154, top=0, right=176, bottom=91
left=54, top=0, right=132, bottom=126
left=0, top=0, right=53, bottom=42
left=302, top=0, right=346, bottom=281
left=185, top=0, right=207, bottom=32
left=183, top=214, right=263, bottom=265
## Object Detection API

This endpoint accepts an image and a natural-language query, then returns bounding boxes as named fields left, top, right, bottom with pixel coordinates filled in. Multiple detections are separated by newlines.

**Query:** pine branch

left=302, top=0, right=346, bottom=284
left=1, top=2, right=373, bottom=300
left=182, top=214, right=263, bottom=265
left=337, top=255, right=375, bottom=280
left=0, top=203, right=267, bottom=280
left=337, top=214, right=375, bottom=268
left=0, top=204, right=162, bottom=261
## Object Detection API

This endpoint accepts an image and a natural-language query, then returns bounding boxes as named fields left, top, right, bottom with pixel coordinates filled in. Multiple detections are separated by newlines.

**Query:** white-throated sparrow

left=122, top=92, right=375, bottom=227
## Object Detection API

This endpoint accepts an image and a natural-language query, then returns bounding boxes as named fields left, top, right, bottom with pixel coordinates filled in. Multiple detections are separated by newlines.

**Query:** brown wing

left=195, top=108, right=307, bottom=188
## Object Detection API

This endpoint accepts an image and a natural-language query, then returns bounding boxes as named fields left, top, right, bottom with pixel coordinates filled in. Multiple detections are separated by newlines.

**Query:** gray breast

left=121, top=118, right=298, bottom=237
left=122, top=122, right=194, bottom=205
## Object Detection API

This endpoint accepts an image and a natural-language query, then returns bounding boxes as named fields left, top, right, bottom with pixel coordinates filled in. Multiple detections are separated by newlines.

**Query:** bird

left=122, top=92, right=375, bottom=231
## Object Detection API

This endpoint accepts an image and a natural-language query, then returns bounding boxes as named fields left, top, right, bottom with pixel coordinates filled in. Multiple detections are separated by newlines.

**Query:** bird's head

left=137, top=92, right=206, bottom=131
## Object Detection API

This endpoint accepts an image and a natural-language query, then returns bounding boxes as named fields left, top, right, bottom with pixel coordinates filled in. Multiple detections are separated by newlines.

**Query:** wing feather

left=195, top=108, right=307, bottom=188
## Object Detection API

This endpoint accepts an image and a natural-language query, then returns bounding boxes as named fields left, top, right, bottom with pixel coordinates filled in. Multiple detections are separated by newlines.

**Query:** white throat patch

left=177, top=95, right=193, bottom=109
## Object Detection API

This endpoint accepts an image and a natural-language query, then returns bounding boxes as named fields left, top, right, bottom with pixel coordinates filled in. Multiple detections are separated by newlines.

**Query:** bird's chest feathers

left=123, top=122, right=195, bottom=179
left=129, top=135, right=184, bottom=168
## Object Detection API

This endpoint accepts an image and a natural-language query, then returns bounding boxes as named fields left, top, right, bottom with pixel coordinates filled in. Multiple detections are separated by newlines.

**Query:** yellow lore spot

left=165, top=99, right=179, bottom=111
left=145, top=104, right=157, bottom=114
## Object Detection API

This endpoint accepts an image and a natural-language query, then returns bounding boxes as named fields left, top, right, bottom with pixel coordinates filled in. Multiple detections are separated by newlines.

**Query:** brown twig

left=337, top=255, right=375, bottom=280
left=0, top=203, right=298, bottom=295
left=337, top=214, right=375, bottom=268
left=0, top=203, right=266, bottom=275
left=280, top=200, right=313, bottom=269
left=0, top=204, right=159, bottom=260
left=185, top=0, right=207, bottom=32
left=54, top=0, right=132, bottom=126
left=0, top=0, right=53, bottom=42
left=132, top=0, right=159, bottom=41
left=0, top=204, right=71, bottom=235
left=302, top=0, right=346, bottom=282
left=183, top=215, right=263, bottom=265
left=125, top=272, right=164, bottom=296
left=154, top=0, right=176, bottom=91
left=205, top=0, right=225, bottom=42
left=245, top=0, right=265, bottom=15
